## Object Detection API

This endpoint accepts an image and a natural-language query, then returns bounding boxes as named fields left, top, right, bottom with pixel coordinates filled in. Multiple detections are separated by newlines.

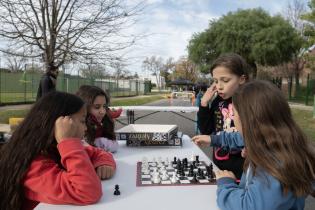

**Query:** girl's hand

left=191, top=135, right=211, bottom=147
left=96, top=165, right=115, bottom=180
left=55, top=116, right=81, bottom=143
left=200, top=83, right=217, bottom=107
left=215, top=169, right=236, bottom=180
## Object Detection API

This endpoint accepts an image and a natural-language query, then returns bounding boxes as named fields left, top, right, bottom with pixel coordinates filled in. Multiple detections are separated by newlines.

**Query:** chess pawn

left=114, top=184, right=120, bottom=195
left=190, top=152, right=195, bottom=162
left=161, top=171, right=168, bottom=181
left=142, top=156, right=148, bottom=164
left=170, top=172, right=177, bottom=183
left=165, top=157, right=169, bottom=166
left=152, top=173, right=161, bottom=184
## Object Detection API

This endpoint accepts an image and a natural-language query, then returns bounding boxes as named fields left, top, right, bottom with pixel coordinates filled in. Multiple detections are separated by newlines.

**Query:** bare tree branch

left=0, top=0, right=145, bottom=73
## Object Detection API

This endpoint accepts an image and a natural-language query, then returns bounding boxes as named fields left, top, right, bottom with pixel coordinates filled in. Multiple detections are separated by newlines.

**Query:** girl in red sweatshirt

left=0, top=91, right=116, bottom=210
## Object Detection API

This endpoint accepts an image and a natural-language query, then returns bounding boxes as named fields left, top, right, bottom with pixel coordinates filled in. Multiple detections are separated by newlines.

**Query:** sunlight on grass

left=291, top=108, right=315, bottom=142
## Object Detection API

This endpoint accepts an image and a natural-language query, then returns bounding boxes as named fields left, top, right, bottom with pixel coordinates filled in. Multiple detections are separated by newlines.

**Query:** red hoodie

left=22, top=138, right=116, bottom=210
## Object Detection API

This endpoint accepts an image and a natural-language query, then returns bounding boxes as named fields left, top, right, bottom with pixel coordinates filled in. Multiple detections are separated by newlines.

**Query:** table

left=0, top=124, right=10, bottom=143
left=111, top=106, right=199, bottom=124
left=0, top=123, right=10, bottom=133
left=35, top=135, right=220, bottom=210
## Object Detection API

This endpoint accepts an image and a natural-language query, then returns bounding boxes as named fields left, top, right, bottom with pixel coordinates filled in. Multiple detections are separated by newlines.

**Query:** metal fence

left=0, top=70, right=151, bottom=105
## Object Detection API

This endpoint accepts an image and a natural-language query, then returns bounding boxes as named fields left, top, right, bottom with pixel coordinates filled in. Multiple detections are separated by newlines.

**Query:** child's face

left=212, top=66, right=246, bottom=99
left=70, top=106, right=87, bottom=139
left=90, top=95, right=107, bottom=123
left=232, top=106, right=242, bottom=135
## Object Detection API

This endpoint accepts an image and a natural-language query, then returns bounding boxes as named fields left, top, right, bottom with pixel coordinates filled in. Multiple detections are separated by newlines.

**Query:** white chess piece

left=161, top=171, right=168, bottom=181
left=165, top=157, right=169, bottom=166
left=152, top=173, right=161, bottom=184
left=142, top=156, right=148, bottom=164
left=190, top=152, right=195, bottom=162
left=170, top=172, right=177, bottom=183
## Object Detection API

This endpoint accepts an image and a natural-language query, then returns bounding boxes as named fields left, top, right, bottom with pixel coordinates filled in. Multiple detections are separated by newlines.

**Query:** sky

left=126, top=0, right=309, bottom=76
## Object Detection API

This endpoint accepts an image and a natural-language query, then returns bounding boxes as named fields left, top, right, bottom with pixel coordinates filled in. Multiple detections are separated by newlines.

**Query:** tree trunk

left=295, top=72, right=300, bottom=96
left=249, top=62, right=257, bottom=79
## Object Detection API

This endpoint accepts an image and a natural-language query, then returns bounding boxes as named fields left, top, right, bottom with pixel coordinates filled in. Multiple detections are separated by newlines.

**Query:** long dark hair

left=233, top=80, right=315, bottom=196
left=210, top=53, right=250, bottom=81
left=76, top=85, right=115, bottom=145
left=0, top=91, right=84, bottom=210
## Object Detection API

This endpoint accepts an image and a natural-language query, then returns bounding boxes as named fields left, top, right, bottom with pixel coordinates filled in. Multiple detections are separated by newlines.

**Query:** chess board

left=136, top=157, right=216, bottom=187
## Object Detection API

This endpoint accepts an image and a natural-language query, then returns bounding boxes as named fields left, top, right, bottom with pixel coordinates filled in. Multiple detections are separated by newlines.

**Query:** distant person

left=0, top=91, right=116, bottom=210
left=214, top=80, right=315, bottom=210
left=76, top=85, right=121, bottom=153
left=36, top=69, right=58, bottom=100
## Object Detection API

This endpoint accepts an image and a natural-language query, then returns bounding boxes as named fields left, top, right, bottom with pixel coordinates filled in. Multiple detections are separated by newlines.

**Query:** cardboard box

left=115, top=124, right=182, bottom=146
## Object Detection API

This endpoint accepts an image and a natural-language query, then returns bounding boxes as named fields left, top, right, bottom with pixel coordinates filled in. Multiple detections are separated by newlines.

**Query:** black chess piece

left=196, top=155, right=200, bottom=164
left=191, top=173, right=198, bottom=183
left=188, top=167, right=194, bottom=177
left=192, top=161, right=197, bottom=169
left=114, top=184, right=120, bottom=196
left=180, top=167, right=185, bottom=177
left=199, top=170, right=206, bottom=179
left=197, top=168, right=202, bottom=177
left=177, top=158, right=181, bottom=166
left=173, top=157, right=177, bottom=165
left=205, top=166, right=210, bottom=177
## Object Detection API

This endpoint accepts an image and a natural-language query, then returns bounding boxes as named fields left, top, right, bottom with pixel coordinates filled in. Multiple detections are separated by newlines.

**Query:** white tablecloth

left=35, top=135, right=219, bottom=210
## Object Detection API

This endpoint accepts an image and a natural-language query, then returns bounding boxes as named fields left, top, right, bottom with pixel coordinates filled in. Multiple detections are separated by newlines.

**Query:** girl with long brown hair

left=215, top=80, right=315, bottom=210
left=0, top=91, right=116, bottom=210
left=76, top=85, right=118, bottom=152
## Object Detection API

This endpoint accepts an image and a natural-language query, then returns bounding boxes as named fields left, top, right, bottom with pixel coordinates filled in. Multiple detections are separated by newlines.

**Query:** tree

left=281, top=0, right=307, bottom=94
left=301, top=0, right=315, bottom=44
left=0, top=0, right=144, bottom=76
left=160, top=57, right=175, bottom=86
left=173, top=57, right=198, bottom=83
left=110, top=61, right=129, bottom=80
left=301, top=0, right=315, bottom=78
left=4, top=53, right=26, bottom=72
left=80, top=64, right=107, bottom=79
left=188, top=8, right=303, bottom=77
left=142, top=56, right=164, bottom=90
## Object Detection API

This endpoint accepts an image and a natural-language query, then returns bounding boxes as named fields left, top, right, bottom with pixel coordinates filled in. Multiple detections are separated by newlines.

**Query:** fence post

left=24, top=64, right=27, bottom=102
left=0, top=68, right=1, bottom=104
left=288, top=76, right=292, bottom=100
left=306, top=74, right=310, bottom=105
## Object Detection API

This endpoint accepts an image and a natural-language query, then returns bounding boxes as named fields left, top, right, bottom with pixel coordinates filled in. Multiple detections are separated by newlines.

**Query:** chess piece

left=191, top=173, right=198, bottom=183
left=114, top=184, right=120, bottom=195
left=188, top=167, right=194, bottom=177
left=171, top=172, right=177, bottom=183
left=190, top=152, right=195, bottom=161
left=161, top=171, right=169, bottom=181
left=152, top=173, right=161, bottom=184
left=165, top=157, right=169, bottom=166
left=196, top=155, right=200, bottom=164
left=173, top=157, right=177, bottom=165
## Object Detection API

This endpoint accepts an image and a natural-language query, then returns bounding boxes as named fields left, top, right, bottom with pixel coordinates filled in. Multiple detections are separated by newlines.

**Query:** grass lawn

left=0, top=95, right=166, bottom=124
left=291, top=108, right=315, bottom=142
left=111, top=95, right=165, bottom=106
